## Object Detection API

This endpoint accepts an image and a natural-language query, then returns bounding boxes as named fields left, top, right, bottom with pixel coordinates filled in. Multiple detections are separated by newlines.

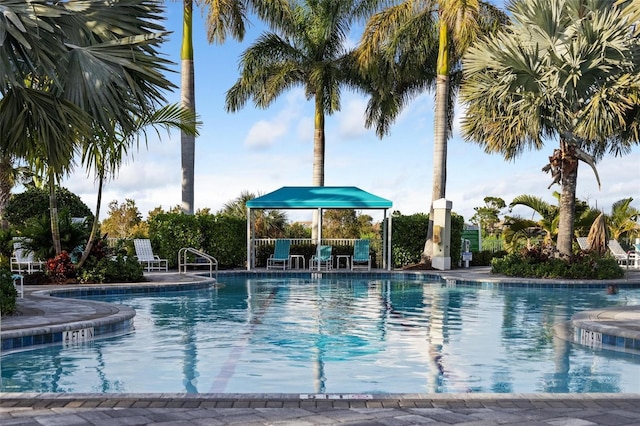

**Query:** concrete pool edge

left=2, top=393, right=640, bottom=426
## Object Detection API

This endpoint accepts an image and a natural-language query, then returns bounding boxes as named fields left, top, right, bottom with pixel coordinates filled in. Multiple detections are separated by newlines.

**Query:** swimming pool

left=1, top=276, right=639, bottom=394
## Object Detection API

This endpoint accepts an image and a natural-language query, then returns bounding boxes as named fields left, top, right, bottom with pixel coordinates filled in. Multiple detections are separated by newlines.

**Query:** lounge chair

left=133, top=239, right=168, bottom=271
left=10, top=240, right=44, bottom=274
left=310, top=245, right=333, bottom=270
left=608, top=239, right=634, bottom=266
left=576, top=237, right=589, bottom=250
left=351, top=239, right=371, bottom=271
left=266, top=239, right=291, bottom=270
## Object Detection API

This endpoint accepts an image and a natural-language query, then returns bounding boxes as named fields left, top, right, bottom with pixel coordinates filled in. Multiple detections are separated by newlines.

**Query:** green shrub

left=18, top=208, right=90, bottom=260
left=470, top=250, right=508, bottom=266
left=389, top=213, right=429, bottom=267
left=491, top=248, right=624, bottom=279
left=148, top=212, right=247, bottom=269
left=0, top=268, right=17, bottom=314
left=199, top=215, right=246, bottom=269
left=5, top=186, right=93, bottom=228
left=78, top=254, right=144, bottom=283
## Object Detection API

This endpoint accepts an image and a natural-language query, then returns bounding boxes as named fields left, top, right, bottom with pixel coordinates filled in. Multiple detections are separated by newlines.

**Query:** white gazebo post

left=431, top=198, right=452, bottom=271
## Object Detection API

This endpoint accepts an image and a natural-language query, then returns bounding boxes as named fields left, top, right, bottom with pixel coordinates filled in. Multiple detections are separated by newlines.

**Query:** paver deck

left=1, top=267, right=639, bottom=425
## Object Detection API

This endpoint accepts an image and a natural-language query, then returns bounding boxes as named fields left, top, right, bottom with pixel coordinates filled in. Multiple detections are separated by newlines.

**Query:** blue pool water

left=1, top=277, right=639, bottom=394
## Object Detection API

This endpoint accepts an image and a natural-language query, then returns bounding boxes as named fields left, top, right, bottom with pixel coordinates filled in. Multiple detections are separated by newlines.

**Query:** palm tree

left=356, top=0, right=508, bottom=263
left=461, top=0, right=640, bottom=257
left=77, top=104, right=200, bottom=268
left=509, top=195, right=559, bottom=245
left=608, top=197, right=640, bottom=243
left=225, top=0, right=385, bottom=239
left=0, top=0, right=180, bottom=254
left=179, top=0, right=289, bottom=214
left=219, top=191, right=288, bottom=237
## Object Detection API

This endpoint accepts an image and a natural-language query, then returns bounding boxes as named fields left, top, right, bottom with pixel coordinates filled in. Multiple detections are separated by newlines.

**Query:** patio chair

left=576, top=237, right=589, bottom=250
left=266, top=239, right=291, bottom=270
left=10, top=240, right=44, bottom=274
left=608, top=239, right=633, bottom=266
left=133, top=239, right=168, bottom=271
left=310, top=245, right=333, bottom=270
left=351, top=239, right=371, bottom=271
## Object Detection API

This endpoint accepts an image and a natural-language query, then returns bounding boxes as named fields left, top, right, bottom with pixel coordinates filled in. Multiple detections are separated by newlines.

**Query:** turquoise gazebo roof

left=246, top=186, right=392, bottom=209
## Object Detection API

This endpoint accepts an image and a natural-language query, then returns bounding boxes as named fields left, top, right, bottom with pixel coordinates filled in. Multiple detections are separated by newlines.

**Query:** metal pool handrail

left=178, top=247, right=218, bottom=279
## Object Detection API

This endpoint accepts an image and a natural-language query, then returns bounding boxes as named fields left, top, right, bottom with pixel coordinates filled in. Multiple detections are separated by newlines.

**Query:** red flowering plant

left=47, top=251, right=76, bottom=284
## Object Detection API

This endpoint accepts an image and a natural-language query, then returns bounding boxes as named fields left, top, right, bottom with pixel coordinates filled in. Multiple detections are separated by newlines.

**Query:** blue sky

left=62, top=3, right=640, bottom=224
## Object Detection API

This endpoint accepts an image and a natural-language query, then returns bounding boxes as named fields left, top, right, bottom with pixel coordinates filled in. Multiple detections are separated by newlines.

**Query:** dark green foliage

left=389, top=212, right=429, bottom=267
left=0, top=228, right=14, bottom=259
left=198, top=215, right=246, bottom=269
left=148, top=212, right=203, bottom=269
left=5, top=186, right=93, bottom=227
left=386, top=212, right=463, bottom=268
left=450, top=213, right=464, bottom=268
left=470, top=250, right=508, bottom=266
left=0, top=268, right=17, bottom=314
left=148, top=212, right=246, bottom=269
left=491, top=249, right=624, bottom=279
left=78, top=254, right=144, bottom=283
left=75, top=235, right=144, bottom=283
left=19, top=209, right=90, bottom=260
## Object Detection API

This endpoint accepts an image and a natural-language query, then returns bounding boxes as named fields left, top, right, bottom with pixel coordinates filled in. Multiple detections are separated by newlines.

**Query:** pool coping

left=2, top=268, right=640, bottom=355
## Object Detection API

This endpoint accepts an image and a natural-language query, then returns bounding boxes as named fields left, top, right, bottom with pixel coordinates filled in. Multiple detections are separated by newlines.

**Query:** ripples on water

left=1, top=277, right=639, bottom=394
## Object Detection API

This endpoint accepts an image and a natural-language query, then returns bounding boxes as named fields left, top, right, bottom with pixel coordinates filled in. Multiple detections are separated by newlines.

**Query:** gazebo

left=245, top=186, right=393, bottom=270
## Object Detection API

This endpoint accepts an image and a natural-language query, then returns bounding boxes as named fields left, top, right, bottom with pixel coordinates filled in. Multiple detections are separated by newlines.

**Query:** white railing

left=253, top=238, right=364, bottom=248
left=178, top=247, right=218, bottom=278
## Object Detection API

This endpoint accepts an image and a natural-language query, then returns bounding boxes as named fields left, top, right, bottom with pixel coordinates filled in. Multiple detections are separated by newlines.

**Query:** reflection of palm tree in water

left=150, top=293, right=218, bottom=393
left=381, top=284, right=450, bottom=392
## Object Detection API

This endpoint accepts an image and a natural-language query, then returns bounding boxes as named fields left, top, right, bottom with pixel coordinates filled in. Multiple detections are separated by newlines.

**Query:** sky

left=60, top=3, right=640, bottom=225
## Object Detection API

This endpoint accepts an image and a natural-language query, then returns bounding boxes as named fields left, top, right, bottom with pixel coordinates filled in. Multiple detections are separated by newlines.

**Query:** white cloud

left=243, top=89, right=308, bottom=149
left=338, top=98, right=368, bottom=139
left=244, top=120, right=289, bottom=148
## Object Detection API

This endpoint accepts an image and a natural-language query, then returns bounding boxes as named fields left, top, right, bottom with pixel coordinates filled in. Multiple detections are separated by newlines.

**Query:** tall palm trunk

left=181, top=0, right=196, bottom=214
left=311, top=96, right=326, bottom=242
left=48, top=170, right=62, bottom=255
left=557, top=138, right=578, bottom=257
left=422, top=20, right=450, bottom=263
left=76, top=169, right=105, bottom=269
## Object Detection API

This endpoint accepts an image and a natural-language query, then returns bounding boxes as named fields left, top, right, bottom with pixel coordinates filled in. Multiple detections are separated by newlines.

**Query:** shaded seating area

left=246, top=187, right=393, bottom=271
left=351, top=239, right=372, bottom=271
left=309, top=245, right=332, bottom=270
left=10, top=240, right=44, bottom=274
left=267, top=239, right=291, bottom=270
left=134, top=239, right=168, bottom=271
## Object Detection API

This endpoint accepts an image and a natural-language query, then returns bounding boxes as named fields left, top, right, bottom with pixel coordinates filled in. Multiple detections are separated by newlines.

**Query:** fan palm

left=461, top=0, right=640, bottom=257
left=225, top=0, right=386, bottom=239
left=0, top=0, right=179, bottom=254
left=356, top=0, right=508, bottom=262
